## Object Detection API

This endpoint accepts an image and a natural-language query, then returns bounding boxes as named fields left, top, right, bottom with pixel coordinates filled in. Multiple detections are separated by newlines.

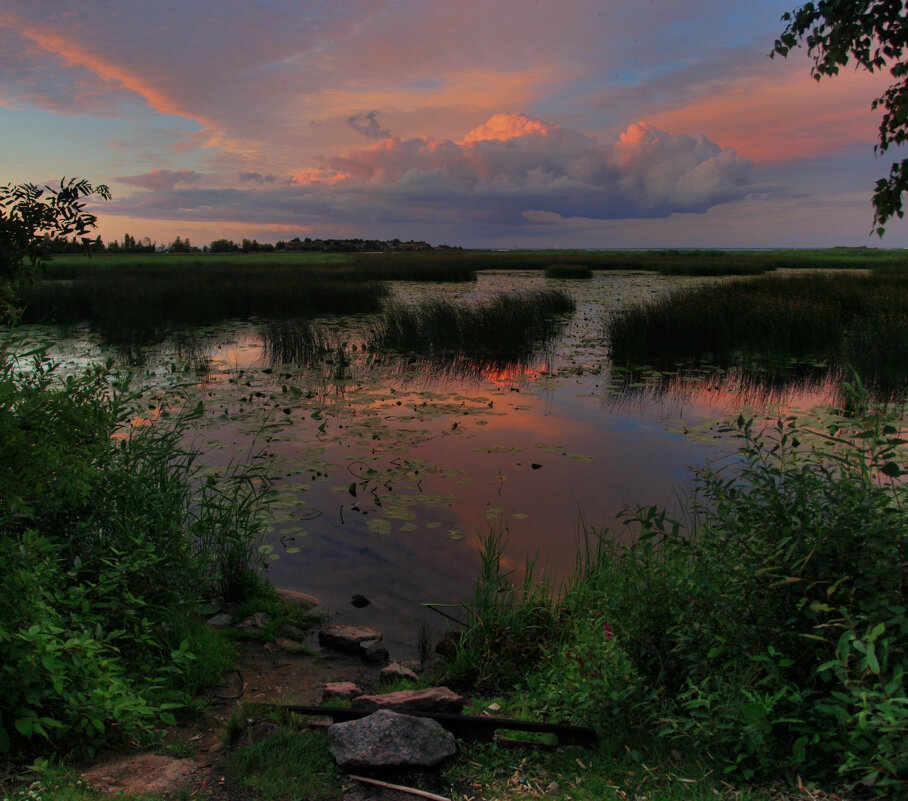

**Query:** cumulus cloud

left=105, top=113, right=756, bottom=237
left=290, top=113, right=753, bottom=220
left=117, top=169, right=203, bottom=191
left=347, top=111, right=391, bottom=140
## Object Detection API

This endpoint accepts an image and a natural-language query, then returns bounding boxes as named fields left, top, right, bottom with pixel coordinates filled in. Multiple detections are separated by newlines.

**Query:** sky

left=1, top=0, right=905, bottom=249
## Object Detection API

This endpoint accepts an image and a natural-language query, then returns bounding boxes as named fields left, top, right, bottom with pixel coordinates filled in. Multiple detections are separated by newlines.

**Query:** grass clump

left=444, top=400, right=908, bottom=795
left=370, top=289, right=575, bottom=365
left=606, top=270, right=908, bottom=397
left=0, top=335, right=274, bottom=759
left=220, top=711, right=342, bottom=800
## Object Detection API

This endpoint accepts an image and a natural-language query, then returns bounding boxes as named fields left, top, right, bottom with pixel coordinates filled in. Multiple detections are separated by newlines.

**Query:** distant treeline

left=42, top=233, right=461, bottom=255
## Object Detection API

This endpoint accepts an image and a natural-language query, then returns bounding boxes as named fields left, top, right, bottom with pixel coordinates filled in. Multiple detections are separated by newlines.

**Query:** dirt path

left=80, top=639, right=438, bottom=801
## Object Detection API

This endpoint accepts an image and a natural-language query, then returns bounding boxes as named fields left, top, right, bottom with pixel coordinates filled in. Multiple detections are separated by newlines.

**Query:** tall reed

left=606, top=270, right=908, bottom=397
left=370, top=289, right=575, bottom=363
left=18, top=262, right=387, bottom=345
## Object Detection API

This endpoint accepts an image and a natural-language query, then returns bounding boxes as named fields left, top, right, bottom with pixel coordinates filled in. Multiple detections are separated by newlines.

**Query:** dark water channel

left=33, top=271, right=844, bottom=657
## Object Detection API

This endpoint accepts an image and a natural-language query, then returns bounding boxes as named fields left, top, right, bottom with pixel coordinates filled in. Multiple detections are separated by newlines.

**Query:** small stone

left=275, top=588, right=320, bottom=610
left=546, top=781, right=560, bottom=795
left=350, top=594, right=371, bottom=608
left=318, top=625, right=383, bottom=655
left=324, top=682, right=362, bottom=701
left=380, top=662, right=419, bottom=683
left=206, top=613, right=233, bottom=627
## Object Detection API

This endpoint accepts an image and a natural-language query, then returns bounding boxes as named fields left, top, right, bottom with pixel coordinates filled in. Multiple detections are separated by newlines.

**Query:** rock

left=546, top=781, right=560, bottom=795
left=359, top=639, right=389, bottom=664
left=327, top=710, right=456, bottom=769
left=238, top=612, right=271, bottom=630
left=380, top=662, right=419, bottom=684
left=434, top=630, right=461, bottom=660
left=276, top=638, right=310, bottom=655
left=350, top=593, right=371, bottom=608
left=205, top=613, right=233, bottom=627
left=324, top=681, right=362, bottom=701
left=318, top=625, right=383, bottom=655
left=275, top=588, right=320, bottom=611
left=351, top=687, right=465, bottom=714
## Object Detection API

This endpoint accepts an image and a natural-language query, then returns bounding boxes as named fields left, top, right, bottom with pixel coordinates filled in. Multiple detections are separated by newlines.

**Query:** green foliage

left=0, top=179, right=109, bottom=317
left=773, top=2, right=908, bottom=234
left=0, top=336, right=271, bottom=758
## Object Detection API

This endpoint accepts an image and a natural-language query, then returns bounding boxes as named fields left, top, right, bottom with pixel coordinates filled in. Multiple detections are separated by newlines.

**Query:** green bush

left=447, top=399, right=908, bottom=793
left=0, top=336, right=269, bottom=758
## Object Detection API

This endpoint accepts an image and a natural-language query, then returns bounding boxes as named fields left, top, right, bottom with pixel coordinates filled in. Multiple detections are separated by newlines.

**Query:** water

left=22, top=271, right=843, bottom=657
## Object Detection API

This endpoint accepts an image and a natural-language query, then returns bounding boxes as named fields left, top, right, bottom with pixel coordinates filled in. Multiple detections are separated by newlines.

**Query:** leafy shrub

left=0, top=336, right=269, bottom=757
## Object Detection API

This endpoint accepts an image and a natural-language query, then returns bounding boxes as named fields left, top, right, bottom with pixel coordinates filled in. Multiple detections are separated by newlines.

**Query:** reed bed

left=259, top=318, right=350, bottom=367
left=19, top=262, right=387, bottom=345
left=606, top=270, right=908, bottom=397
left=543, top=264, right=593, bottom=279
left=347, top=253, right=477, bottom=282
left=370, top=289, right=575, bottom=363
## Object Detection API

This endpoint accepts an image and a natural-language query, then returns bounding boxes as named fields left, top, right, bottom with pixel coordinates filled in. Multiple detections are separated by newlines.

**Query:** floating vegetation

left=370, top=289, right=575, bottom=365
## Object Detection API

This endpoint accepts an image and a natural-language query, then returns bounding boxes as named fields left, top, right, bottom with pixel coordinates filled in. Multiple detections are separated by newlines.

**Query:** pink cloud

left=117, top=169, right=203, bottom=191
left=291, top=113, right=752, bottom=217
left=641, top=62, right=893, bottom=163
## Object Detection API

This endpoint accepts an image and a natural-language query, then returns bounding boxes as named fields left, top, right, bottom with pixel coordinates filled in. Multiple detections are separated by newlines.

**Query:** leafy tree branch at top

left=773, top=0, right=908, bottom=235
left=0, top=178, right=110, bottom=281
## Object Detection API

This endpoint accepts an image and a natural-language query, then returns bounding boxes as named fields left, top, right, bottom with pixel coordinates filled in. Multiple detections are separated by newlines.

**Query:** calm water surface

left=30, top=271, right=841, bottom=656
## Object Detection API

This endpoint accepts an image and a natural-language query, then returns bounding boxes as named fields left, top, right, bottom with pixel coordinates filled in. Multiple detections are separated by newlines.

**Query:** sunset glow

left=2, top=1, right=905, bottom=247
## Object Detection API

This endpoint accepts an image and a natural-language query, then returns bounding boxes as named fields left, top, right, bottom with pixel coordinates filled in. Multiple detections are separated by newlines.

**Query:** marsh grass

left=18, top=260, right=387, bottom=345
left=349, top=252, right=478, bottom=281
left=379, top=247, right=908, bottom=274
left=606, top=270, right=908, bottom=397
left=370, top=289, right=575, bottom=363
left=259, top=318, right=336, bottom=366
left=544, top=264, right=593, bottom=279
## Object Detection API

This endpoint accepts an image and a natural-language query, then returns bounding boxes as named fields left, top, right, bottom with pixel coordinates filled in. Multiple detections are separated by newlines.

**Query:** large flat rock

left=350, top=687, right=464, bottom=714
